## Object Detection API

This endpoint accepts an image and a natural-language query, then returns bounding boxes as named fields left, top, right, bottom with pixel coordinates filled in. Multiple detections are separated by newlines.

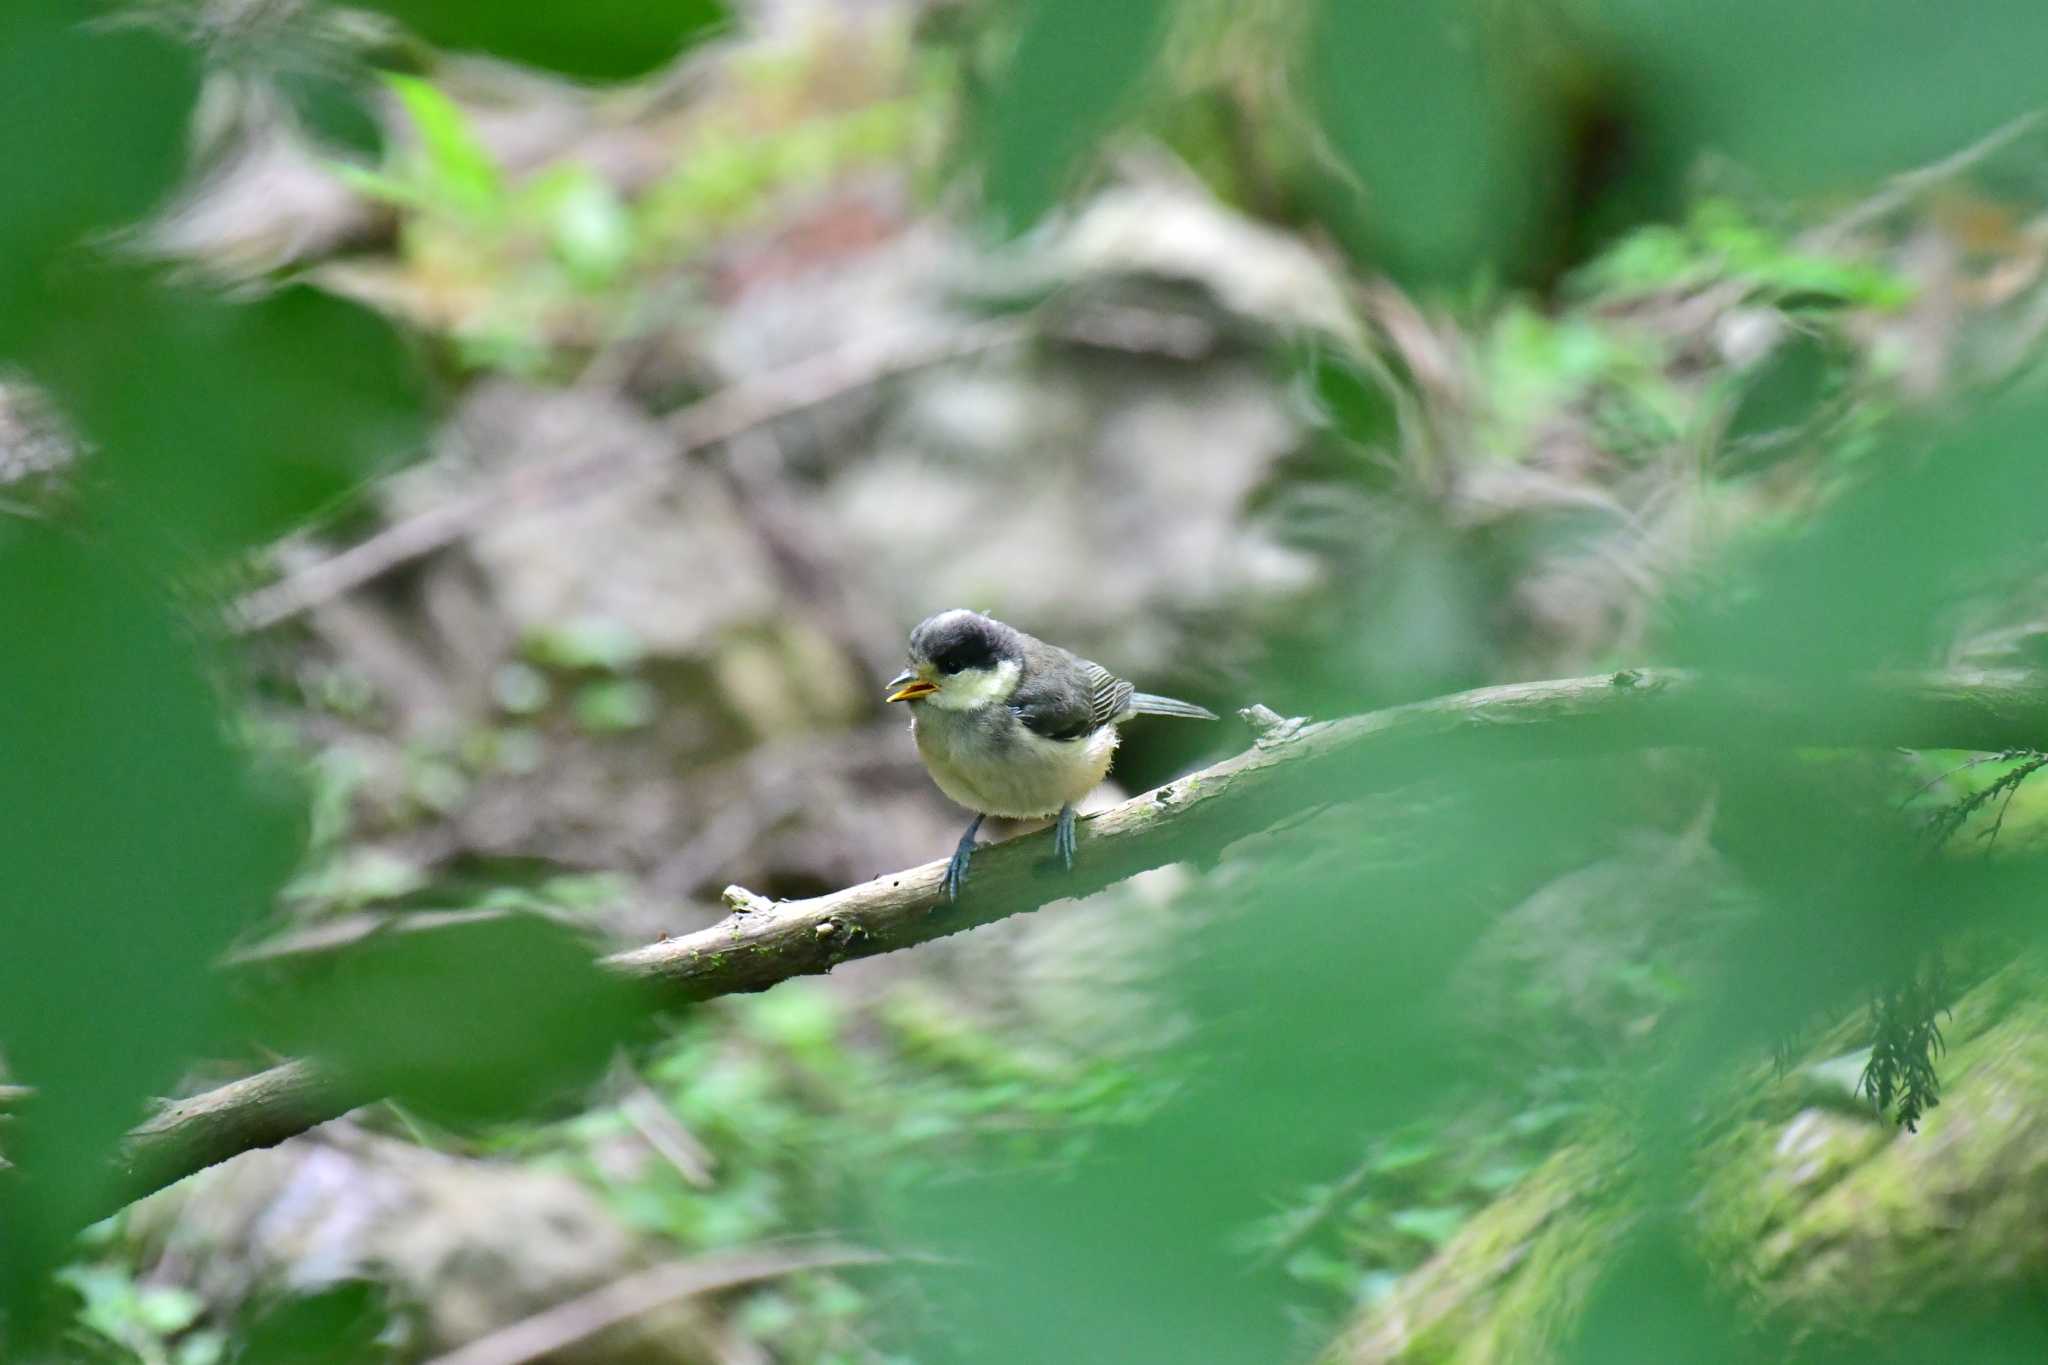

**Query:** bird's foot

left=943, top=814, right=984, bottom=904
left=1053, top=804, right=1077, bottom=872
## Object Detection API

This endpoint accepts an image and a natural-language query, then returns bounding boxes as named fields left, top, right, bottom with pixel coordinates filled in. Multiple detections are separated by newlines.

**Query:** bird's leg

left=944, top=814, right=985, bottom=903
left=1053, top=803, right=1077, bottom=872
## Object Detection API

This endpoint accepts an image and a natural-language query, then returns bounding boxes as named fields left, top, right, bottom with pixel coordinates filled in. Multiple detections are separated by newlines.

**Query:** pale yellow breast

left=912, top=712, right=1120, bottom=819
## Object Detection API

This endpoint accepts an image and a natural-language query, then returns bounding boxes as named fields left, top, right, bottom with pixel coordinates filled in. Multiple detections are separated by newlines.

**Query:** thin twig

left=1808, top=109, right=2047, bottom=250
left=231, top=320, right=1029, bottom=633
left=618, top=1072, right=717, bottom=1189
left=1900, top=748, right=2025, bottom=807
left=421, top=1242, right=886, bottom=1365
left=1976, top=754, right=2048, bottom=853
left=1921, top=749, right=2048, bottom=851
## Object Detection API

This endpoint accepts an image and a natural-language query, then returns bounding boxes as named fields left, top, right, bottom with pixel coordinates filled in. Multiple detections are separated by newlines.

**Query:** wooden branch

left=111, top=1058, right=383, bottom=1212
left=101, top=668, right=2048, bottom=1215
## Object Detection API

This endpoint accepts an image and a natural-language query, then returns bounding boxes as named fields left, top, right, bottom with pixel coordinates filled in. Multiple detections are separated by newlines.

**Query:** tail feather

left=1126, top=691, right=1218, bottom=722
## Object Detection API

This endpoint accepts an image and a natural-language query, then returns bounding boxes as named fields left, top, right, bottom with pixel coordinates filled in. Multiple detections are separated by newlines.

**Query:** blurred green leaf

left=490, top=661, right=553, bottom=714
left=525, top=616, right=647, bottom=671
left=1722, top=330, right=1846, bottom=452
left=1667, top=391, right=2048, bottom=678
left=180, top=1329, right=229, bottom=1365
left=0, top=537, right=301, bottom=1296
left=59, top=1263, right=194, bottom=1352
left=353, top=1, right=728, bottom=82
left=572, top=678, right=658, bottom=732
left=980, top=0, right=1173, bottom=231
left=1596, top=0, right=2048, bottom=200
left=0, top=4, right=197, bottom=339
left=233, top=1281, right=392, bottom=1365
left=1576, top=202, right=1916, bottom=309
left=278, top=68, right=384, bottom=158
left=266, top=912, right=646, bottom=1125
left=386, top=74, right=502, bottom=219
left=544, top=170, right=636, bottom=286
left=31, top=278, right=426, bottom=556
left=136, top=1286, right=207, bottom=1336
left=1309, top=0, right=1561, bottom=287
left=1389, top=1204, right=1470, bottom=1249
left=1568, top=1223, right=1751, bottom=1365
left=1299, top=345, right=1400, bottom=452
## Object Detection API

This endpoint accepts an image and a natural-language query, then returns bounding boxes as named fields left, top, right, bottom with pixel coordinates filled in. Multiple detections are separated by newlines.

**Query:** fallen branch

left=105, top=668, right=2048, bottom=1214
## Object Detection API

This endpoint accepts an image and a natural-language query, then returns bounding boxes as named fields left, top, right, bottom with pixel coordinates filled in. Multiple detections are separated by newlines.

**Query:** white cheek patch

left=926, top=659, right=1020, bottom=711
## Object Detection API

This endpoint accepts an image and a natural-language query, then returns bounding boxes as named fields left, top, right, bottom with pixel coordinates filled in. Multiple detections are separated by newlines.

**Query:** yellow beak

left=885, top=669, right=938, bottom=703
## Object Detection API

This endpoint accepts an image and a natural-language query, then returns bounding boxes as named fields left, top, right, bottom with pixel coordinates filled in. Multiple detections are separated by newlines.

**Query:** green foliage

left=0, top=4, right=196, bottom=334
left=268, top=913, right=644, bottom=1126
left=379, top=75, right=504, bottom=217
left=517, top=981, right=1171, bottom=1361
left=1576, top=201, right=1915, bottom=309
left=523, top=616, right=648, bottom=672
left=55, top=1257, right=390, bottom=1365
left=0, top=525, right=306, bottom=1313
left=1670, top=391, right=2048, bottom=678
left=1861, top=962, right=1950, bottom=1133
left=1476, top=302, right=1688, bottom=460
left=58, top=1262, right=214, bottom=1364
left=0, top=1, right=712, bottom=1343
left=1245, top=1102, right=1578, bottom=1312
left=344, top=50, right=940, bottom=373
left=977, top=0, right=1175, bottom=232
left=636, top=91, right=936, bottom=248
left=276, top=68, right=386, bottom=159
left=37, top=280, right=426, bottom=553
left=15, top=0, right=2048, bottom=1361
left=232, top=1282, right=394, bottom=1365
left=337, top=77, right=636, bottom=372
left=1308, top=0, right=1560, bottom=288
left=1596, top=1, right=2048, bottom=201
left=1918, top=750, right=2048, bottom=854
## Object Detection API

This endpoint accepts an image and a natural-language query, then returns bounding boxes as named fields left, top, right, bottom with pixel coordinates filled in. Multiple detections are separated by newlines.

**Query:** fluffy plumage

left=891, top=608, right=1216, bottom=822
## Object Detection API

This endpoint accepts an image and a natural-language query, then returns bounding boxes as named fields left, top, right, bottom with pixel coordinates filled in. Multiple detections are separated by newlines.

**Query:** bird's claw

left=1053, top=804, right=1077, bottom=872
left=942, top=814, right=984, bottom=906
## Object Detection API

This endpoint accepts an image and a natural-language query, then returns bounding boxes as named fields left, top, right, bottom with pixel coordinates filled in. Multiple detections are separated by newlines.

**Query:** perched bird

left=885, top=608, right=1217, bottom=901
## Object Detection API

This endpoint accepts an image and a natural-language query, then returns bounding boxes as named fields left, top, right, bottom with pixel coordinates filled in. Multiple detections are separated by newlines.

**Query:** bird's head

left=885, top=609, right=1024, bottom=711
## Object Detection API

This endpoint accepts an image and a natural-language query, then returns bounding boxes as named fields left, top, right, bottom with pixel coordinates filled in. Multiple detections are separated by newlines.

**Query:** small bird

left=885, top=608, right=1217, bottom=901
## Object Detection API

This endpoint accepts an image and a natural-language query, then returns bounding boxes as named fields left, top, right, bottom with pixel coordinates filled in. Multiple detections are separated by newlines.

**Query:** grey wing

left=1008, top=663, right=1099, bottom=741
left=1009, top=654, right=1132, bottom=741
left=1079, top=659, right=1136, bottom=727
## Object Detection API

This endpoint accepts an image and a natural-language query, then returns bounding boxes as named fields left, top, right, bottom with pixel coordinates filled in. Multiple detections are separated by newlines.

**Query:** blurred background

left=9, top=0, right=2048, bottom=1360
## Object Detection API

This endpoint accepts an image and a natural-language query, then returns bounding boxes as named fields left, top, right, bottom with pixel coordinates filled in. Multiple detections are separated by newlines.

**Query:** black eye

left=930, top=640, right=979, bottom=674
left=910, top=612, right=1004, bottom=675
left=928, top=628, right=997, bottom=675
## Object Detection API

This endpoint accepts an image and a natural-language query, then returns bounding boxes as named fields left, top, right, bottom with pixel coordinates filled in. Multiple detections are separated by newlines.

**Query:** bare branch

left=104, top=668, right=2048, bottom=1214
left=1807, top=108, right=2047, bottom=249
left=114, top=1058, right=383, bottom=1210
left=421, top=1242, right=887, bottom=1365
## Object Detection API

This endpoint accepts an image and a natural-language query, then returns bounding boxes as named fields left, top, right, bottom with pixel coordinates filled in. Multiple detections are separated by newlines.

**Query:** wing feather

left=1010, top=653, right=1133, bottom=741
left=1082, top=660, right=1135, bottom=728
